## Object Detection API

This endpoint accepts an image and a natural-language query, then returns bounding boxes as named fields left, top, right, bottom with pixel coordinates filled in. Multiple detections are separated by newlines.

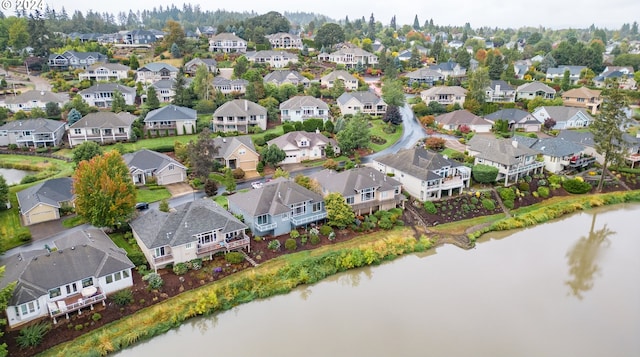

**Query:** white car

left=251, top=181, right=264, bottom=189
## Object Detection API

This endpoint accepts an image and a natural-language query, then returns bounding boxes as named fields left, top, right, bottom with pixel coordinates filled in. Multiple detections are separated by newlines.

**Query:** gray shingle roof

left=489, top=80, right=514, bottom=91
left=536, top=106, right=591, bottom=123
left=546, top=65, right=586, bottom=76
left=130, top=198, right=247, bottom=250
left=516, top=81, right=556, bottom=94
left=279, top=96, right=329, bottom=110
left=0, top=118, right=65, bottom=133
left=263, top=70, right=309, bottom=84
left=484, top=108, right=532, bottom=123
left=435, top=110, right=491, bottom=126
left=212, top=135, right=258, bottom=159
left=468, top=135, right=539, bottom=165
left=374, top=147, right=463, bottom=182
left=212, top=77, right=248, bottom=87
left=3, top=90, right=68, bottom=105
left=144, top=105, right=196, bottom=123
left=85, top=62, right=130, bottom=71
left=69, top=111, right=137, bottom=129
left=122, top=149, right=186, bottom=173
left=267, top=131, right=336, bottom=150
left=212, top=99, right=266, bottom=117
left=513, top=136, right=584, bottom=157
left=420, top=86, right=467, bottom=97
left=138, top=62, right=178, bottom=72
left=557, top=130, right=595, bottom=147
left=79, top=83, right=135, bottom=96
left=227, top=178, right=323, bottom=217
left=16, top=177, right=74, bottom=214
left=211, top=32, right=246, bottom=41
left=405, top=68, right=445, bottom=80
left=309, top=167, right=401, bottom=196
left=321, top=70, right=357, bottom=82
left=0, top=229, right=134, bottom=305
left=336, top=91, right=386, bottom=107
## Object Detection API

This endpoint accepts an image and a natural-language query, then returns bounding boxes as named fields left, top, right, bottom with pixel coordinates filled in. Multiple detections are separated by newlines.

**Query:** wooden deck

left=48, top=287, right=106, bottom=324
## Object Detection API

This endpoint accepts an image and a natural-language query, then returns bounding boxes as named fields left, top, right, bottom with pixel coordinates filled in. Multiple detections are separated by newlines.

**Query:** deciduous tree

left=381, top=79, right=405, bottom=107
left=325, top=192, right=355, bottom=229
left=111, top=90, right=126, bottom=113
left=336, top=113, right=370, bottom=155
left=0, top=175, right=8, bottom=211
left=262, top=144, right=286, bottom=167
left=315, top=23, right=345, bottom=50
left=72, top=141, right=103, bottom=166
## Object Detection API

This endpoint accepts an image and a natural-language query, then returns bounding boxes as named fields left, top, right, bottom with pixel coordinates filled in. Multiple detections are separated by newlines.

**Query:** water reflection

left=565, top=213, right=613, bottom=299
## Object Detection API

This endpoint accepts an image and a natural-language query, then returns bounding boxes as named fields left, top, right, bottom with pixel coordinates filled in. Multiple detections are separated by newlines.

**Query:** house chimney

left=245, top=100, right=248, bottom=111
left=512, top=140, right=518, bottom=148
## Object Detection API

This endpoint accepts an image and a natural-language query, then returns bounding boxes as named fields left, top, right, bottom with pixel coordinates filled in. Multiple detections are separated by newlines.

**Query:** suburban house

left=145, top=79, right=177, bottom=103
left=512, top=136, right=589, bottom=173
left=515, top=81, right=556, bottom=100
left=67, top=112, right=136, bottom=148
left=183, top=57, right=218, bottom=75
left=485, top=80, right=516, bottom=102
left=135, top=62, right=179, bottom=84
left=484, top=108, right=541, bottom=132
left=123, top=149, right=187, bottom=186
left=79, top=83, right=136, bottom=108
left=427, top=60, right=466, bottom=79
left=267, top=131, right=339, bottom=164
left=143, top=104, right=196, bottom=136
left=48, top=51, right=108, bottom=70
left=467, top=135, right=545, bottom=185
left=16, top=177, right=74, bottom=226
left=212, top=99, right=268, bottom=133
left=531, top=106, right=594, bottom=130
left=310, top=167, right=404, bottom=215
left=405, top=68, right=445, bottom=86
left=337, top=91, right=387, bottom=116
left=208, top=32, right=247, bottom=53
left=212, top=135, right=260, bottom=173
left=280, top=96, right=330, bottom=122
left=266, top=32, right=303, bottom=49
left=0, top=228, right=134, bottom=328
left=212, top=77, right=248, bottom=94
left=244, top=50, right=298, bottom=68
left=434, top=110, right=493, bottom=133
left=2, top=90, right=68, bottom=112
left=594, top=66, right=636, bottom=89
left=373, top=147, right=471, bottom=201
left=545, top=65, right=586, bottom=84
left=263, top=70, right=310, bottom=87
left=120, top=29, right=158, bottom=45
left=320, top=70, right=359, bottom=91
left=420, top=86, right=467, bottom=107
left=195, top=26, right=216, bottom=38
left=78, top=63, right=130, bottom=82
left=557, top=130, right=640, bottom=168
left=227, top=178, right=327, bottom=237
left=318, top=48, right=379, bottom=68
left=130, top=199, right=249, bottom=271
left=0, top=118, right=66, bottom=148
left=561, top=87, right=602, bottom=115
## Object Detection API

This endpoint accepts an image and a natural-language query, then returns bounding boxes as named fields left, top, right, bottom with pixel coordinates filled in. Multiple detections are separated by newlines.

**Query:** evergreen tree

left=129, top=54, right=139, bottom=70
left=145, top=86, right=160, bottom=110
left=325, top=192, right=355, bottom=229
left=187, top=128, right=220, bottom=179
left=111, top=90, right=126, bottom=113
left=67, top=108, right=82, bottom=126
left=170, top=42, right=181, bottom=58
left=337, top=114, right=370, bottom=155
left=0, top=175, right=8, bottom=211
left=413, top=15, right=420, bottom=30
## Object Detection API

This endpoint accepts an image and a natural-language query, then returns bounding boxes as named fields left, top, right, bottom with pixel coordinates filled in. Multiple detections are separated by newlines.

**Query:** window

left=281, top=212, right=289, bottom=220
left=74, top=129, right=81, bottom=134
left=118, top=127, right=125, bottom=133
left=154, top=246, right=166, bottom=257
left=106, top=275, right=113, bottom=284
left=345, top=196, right=355, bottom=205
left=168, top=164, right=174, bottom=170
left=312, top=202, right=322, bottom=212
left=381, top=191, right=388, bottom=199
left=256, top=214, right=268, bottom=225
left=239, top=149, right=246, bottom=155
left=49, top=287, right=61, bottom=299
left=185, top=243, right=193, bottom=249
left=65, top=283, right=78, bottom=295
left=361, top=187, right=375, bottom=202
left=20, top=301, right=39, bottom=315
left=82, top=277, right=93, bottom=288
left=291, top=202, right=306, bottom=216
left=122, top=270, right=130, bottom=279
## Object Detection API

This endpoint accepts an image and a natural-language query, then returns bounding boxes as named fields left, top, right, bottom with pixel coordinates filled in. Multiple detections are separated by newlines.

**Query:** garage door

left=27, top=209, right=57, bottom=225
left=160, top=172, right=184, bottom=185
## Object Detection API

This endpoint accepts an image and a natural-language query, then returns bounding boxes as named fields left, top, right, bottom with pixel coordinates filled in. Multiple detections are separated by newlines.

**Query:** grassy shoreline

left=37, top=190, right=640, bottom=357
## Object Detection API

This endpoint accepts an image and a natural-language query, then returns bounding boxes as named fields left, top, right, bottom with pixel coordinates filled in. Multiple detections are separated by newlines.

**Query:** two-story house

left=420, top=86, right=467, bottom=107
left=267, top=131, right=339, bottom=164
left=263, top=70, right=310, bottom=87
left=0, top=118, right=66, bottom=148
left=310, top=167, right=404, bottom=216
left=435, top=110, right=493, bottom=133
left=212, top=77, right=248, bottom=94
left=2, top=90, right=68, bottom=113
left=545, top=65, right=586, bottom=84
left=318, top=48, right=379, bottom=68
left=0, top=229, right=134, bottom=328
left=531, top=106, right=594, bottom=130
left=209, top=32, right=247, bottom=53
left=512, top=136, right=589, bottom=173
left=485, top=80, right=516, bottom=102
left=130, top=199, right=249, bottom=271
left=145, top=79, right=178, bottom=103
left=135, top=63, right=179, bottom=84
left=467, top=135, right=545, bottom=185
left=373, top=147, right=471, bottom=201
left=79, top=83, right=136, bottom=108
left=427, top=60, right=466, bottom=79
left=228, top=178, right=327, bottom=237
left=266, top=32, right=303, bottom=49
left=280, top=96, right=330, bottom=122
left=320, top=70, right=359, bottom=91
left=143, top=104, right=197, bottom=136
left=212, top=99, right=268, bottom=133
left=67, top=112, right=137, bottom=148
left=48, top=51, right=108, bottom=70
left=594, top=66, right=636, bottom=89
left=337, top=91, right=387, bottom=116
left=515, top=81, right=556, bottom=100
left=78, top=63, right=131, bottom=82
left=120, top=29, right=158, bottom=45
left=184, top=57, right=218, bottom=76
left=245, top=50, right=298, bottom=68
left=561, top=87, right=602, bottom=115
left=405, top=68, right=445, bottom=86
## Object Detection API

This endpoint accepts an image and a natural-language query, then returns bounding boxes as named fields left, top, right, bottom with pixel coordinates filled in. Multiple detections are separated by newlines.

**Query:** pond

left=115, top=203, right=640, bottom=357
left=0, top=167, right=36, bottom=185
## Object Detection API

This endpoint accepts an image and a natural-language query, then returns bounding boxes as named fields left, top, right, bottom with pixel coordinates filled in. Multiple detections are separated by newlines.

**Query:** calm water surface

left=115, top=204, right=640, bottom=357
left=0, top=167, right=35, bottom=185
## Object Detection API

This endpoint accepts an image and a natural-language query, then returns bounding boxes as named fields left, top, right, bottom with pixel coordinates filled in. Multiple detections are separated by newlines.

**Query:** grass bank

left=369, top=119, right=403, bottom=152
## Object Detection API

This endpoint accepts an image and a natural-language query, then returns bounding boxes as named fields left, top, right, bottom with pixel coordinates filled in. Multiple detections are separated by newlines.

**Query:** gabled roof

left=80, top=83, right=135, bottom=95
left=556, top=130, right=595, bottom=147
left=546, top=65, right=586, bottom=76
left=85, top=62, right=130, bottom=71
left=0, top=118, right=65, bottom=133
left=309, top=167, right=401, bottom=196
left=374, top=147, right=463, bottom=182
left=3, top=90, right=68, bottom=105
left=405, top=68, right=445, bottom=80
left=429, top=60, right=464, bottom=72
left=16, top=177, right=74, bottom=215
left=48, top=50, right=107, bottom=61
left=534, top=106, right=592, bottom=123
left=122, top=149, right=186, bottom=173
left=144, top=105, right=196, bottom=122
left=245, top=50, right=297, bottom=60
left=513, top=136, right=584, bottom=157
left=321, top=70, right=357, bottom=82
left=138, top=62, right=179, bottom=72
left=435, top=110, right=491, bottom=126
left=337, top=91, right=386, bottom=107
left=212, top=135, right=258, bottom=159
left=267, top=131, right=336, bottom=151
left=184, top=57, right=218, bottom=68
left=489, top=80, right=514, bottom=91
left=516, top=81, right=556, bottom=94
left=211, top=32, right=246, bottom=41
left=329, top=47, right=376, bottom=57
left=263, top=70, right=309, bottom=84
left=467, top=135, right=539, bottom=165
left=69, top=112, right=137, bottom=129
left=421, top=86, right=467, bottom=97
left=562, top=87, right=601, bottom=99
left=213, top=99, right=266, bottom=117
left=484, top=108, right=533, bottom=123
left=279, top=96, right=329, bottom=110
left=0, top=229, right=134, bottom=305
left=131, top=199, right=247, bottom=250
left=151, top=79, right=177, bottom=90
left=227, top=178, right=323, bottom=217
left=212, top=77, right=248, bottom=87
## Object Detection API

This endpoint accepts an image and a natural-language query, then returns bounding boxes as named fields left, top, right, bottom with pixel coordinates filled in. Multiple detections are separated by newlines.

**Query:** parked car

left=135, top=202, right=149, bottom=210
left=251, top=181, right=264, bottom=189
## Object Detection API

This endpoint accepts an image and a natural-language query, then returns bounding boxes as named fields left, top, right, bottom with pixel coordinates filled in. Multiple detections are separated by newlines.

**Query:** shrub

left=142, top=272, right=164, bottom=290
left=327, top=231, right=336, bottom=241
left=256, top=161, right=264, bottom=173
left=563, top=178, right=592, bottom=194
left=285, top=238, right=297, bottom=251
left=190, top=258, right=203, bottom=270
left=303, top=234, right=311, bottom=245
left=482, top=198, right=496, bottom=210
left=423, top=201, right=437, bottom=214
left=378, top=217, right=394, bottom=230
left=497, top=187, right=516, bottom=201
left=225, top=252, right=245, bottom=264
left=472, top=164, right=499, bottom=184
left=20, top=175, right=39, bottom=184
left=319, top=225, right=333, bottom=236
left=17, top=231, right=32, bottom=242
left=91, top=313, right=102, bottom=322
left=173, top=262, right=189, bottom=275
left=16, top=322, right=51, bottom=348
left=267, top=239, right=281, bottom=251
left=538, top=179, right=547, bottom=186
left=310, top=233, right=321, bottom=244
left=503, top=199, right=515, bottom=209
left=470, top=197, right=479, bottom=205
left=112, top=289, right=134, bottom=306
left=289, top=230, right=300, bottom=239
left=232, top=168, right=245, bottom=179
left=518, top=182, right=530, bottom=192
left=74, top=324, right=84, bottom=331
left=537, top=186, right=550, bottom=198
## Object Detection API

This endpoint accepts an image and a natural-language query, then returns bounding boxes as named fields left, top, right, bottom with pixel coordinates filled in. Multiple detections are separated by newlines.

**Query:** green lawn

left=109, top=232, right=141, bottom=257
left=62, top=215, right=86, bottom=228
left=117, top=134, right=198, bottom=152
left=0, top=154, right=74, bottom=179
left=441, top=148, right=462, bottom=157
left=136, top=187, right=171, bottom=203
left=369, top=119, right=403, bottom=152
left=302, top=155, right=349, bottom=167
left=213, top=195, right=228, bottom=209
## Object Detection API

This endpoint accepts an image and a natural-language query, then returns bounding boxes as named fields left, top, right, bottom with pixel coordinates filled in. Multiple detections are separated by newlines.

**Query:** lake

left=115, top=203, right=640, bottom=357
left=0, top=167, right=36, bottom=185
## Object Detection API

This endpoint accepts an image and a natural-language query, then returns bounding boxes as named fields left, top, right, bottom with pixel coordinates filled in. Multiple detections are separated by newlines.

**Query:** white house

left=209, top=33, right=247, bottom=53
left=435, top=110, right=493, bottom=133
left=244, top=50, right=298, bottom=68
left=79, top=83, right=135, bottom=108
left=420, top=86, right=467, bottom=107
left=78, top=63, right=131, bottom=82
left=531, top=106, right=594, bottom=130
left=280, top=96, right=330, bottom=122
left=2, top=90, right=68, bottom=112
left=267, top=131, right=339, bottom=164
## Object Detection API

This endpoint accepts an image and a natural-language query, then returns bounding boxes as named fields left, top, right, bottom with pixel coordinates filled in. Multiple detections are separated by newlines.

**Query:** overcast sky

left=7, top=0, right=639, bottom=30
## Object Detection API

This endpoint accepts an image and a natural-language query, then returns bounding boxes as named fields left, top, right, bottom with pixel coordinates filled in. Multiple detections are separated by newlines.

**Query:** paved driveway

left=165, top=182, right=195, bottom=197
left=28, top=218, right=68, bottom=241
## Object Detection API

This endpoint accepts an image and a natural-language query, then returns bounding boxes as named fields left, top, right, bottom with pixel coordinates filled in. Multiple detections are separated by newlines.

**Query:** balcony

left=48, top=287, right=106, bottom=324
left=440, top=176, right=465, bottom=189
left=568, top=155, right=596, bottom=168
left=153, top=253, right=173, bottom=265
left=507, top=161, right=545, bottom=175
left=146, top=123, right=177, bottom=129
left=290, top=212, right=327, bottom=225
left=197, top=236, right=250, bottom=255
left=255, top=222, right=277, bottom=232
